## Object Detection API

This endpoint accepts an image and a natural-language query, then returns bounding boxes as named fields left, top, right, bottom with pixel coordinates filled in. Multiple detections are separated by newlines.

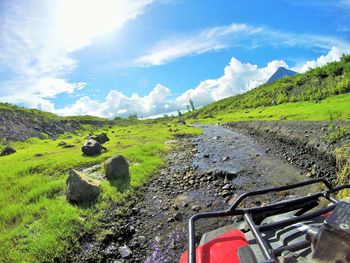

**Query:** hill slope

left=0, top=103, right=110, bottom=142
left=266, top=67, right=297, bottom=83
left=189, top=54, right=350, bottom=121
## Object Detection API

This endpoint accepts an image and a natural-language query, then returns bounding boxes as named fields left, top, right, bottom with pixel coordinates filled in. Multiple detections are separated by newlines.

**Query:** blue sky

left=0, top=0, right=350, bottom=118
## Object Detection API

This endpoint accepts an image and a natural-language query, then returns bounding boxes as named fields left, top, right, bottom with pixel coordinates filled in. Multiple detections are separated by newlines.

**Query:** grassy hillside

left=0, top=102, right=108, bottom=123
left=189, top=54, right=350, bottom=122
left=0, top=122, right=200, bottom=262
left=197, top=92, right=350, bottom=123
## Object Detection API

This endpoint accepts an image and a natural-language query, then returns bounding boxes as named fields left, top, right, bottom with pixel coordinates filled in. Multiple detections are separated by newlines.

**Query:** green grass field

left=0, top=122, right=200, bottom=262
left=192, top=92, right=350, bottom=124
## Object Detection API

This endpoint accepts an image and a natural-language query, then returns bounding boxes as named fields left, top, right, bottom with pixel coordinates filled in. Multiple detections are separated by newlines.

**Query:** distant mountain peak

left=266, top=67, right=297, bottom=84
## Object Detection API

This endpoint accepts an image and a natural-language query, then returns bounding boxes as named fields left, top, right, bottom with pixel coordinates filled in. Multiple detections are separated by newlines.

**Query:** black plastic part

left=324, top=201, right=350, bottom=234
left=237, top=245, right=258, bottom=263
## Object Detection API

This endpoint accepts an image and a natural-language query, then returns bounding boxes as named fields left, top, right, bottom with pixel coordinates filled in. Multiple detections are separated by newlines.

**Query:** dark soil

left=66, top=122, right=342, bottom=263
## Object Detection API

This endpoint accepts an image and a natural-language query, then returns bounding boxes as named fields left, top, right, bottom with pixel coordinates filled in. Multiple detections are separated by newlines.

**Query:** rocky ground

left=68, top=122, right=342, bottom=263
left=0, top=108, right=109, bottom=142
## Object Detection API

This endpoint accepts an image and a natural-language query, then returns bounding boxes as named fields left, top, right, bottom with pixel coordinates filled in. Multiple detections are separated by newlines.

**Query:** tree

left=186, top=105, right=190, bottom=112
left=177, top=109, right=182, bottom=116
left=128, top=113, right=138, bottom=120
left=189, top=98, right=195, bottom=111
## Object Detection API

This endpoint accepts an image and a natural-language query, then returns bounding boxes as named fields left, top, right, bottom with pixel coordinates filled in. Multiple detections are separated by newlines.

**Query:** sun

left=54, top=0, right=128, bottom=51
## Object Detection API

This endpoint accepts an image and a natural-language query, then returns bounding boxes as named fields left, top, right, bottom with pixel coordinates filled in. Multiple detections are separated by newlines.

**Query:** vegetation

left=0, top=102, right=109, bottom=124
left=188, top=54, right=350, bottom=122
left=189, top=98, right=195, bottom=111
left=192, top=92, right=350, bottom=123
left=335, top=143, right=350, bottom=198
left=323, top=124, right=349, bottom=144
left=0, top=122, right=200, bottom=262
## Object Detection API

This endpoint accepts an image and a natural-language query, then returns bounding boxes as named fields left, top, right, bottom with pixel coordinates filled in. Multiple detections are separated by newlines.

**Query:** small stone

left=222, top=183, right=231, bottom=190
left=305, top=172, right=313, bottom=178
left=137, top=236, right=147, bottom=243
left=63, top=144, right=75, bottom=148
left=169, top=240, right=177, bottom=250
left=221, top=190, right=230, bottom=197
left=222, top=156, right=229, bottom=161
left=104, top=244, right=117, bottom=255
left=206, top=202, right=213, bottom=207
left=174, top=212, right=183, bottom=221
left=191, top=205, right=201, bottom=211
left=58, top=141, right=67, bottom=147
left=118, top=245, right=132, bottom=258
left=204, top=154, right=210, bottom=158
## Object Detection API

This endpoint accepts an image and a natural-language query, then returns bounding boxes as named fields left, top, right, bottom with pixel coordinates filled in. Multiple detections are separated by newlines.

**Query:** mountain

left=266, top=67, right=297, bottom=84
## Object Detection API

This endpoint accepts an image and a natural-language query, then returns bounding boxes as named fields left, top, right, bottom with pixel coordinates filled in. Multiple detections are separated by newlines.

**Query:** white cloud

left=135, top=23, right=350, bottom=66
left=0, top=0, right=153, bottom=108
left=35, top=78, right=86, bottom=98
left=175, top=57, right=288, bottom=108
left=55, top=96, right=102, bottom=116
left=56, top=84, right=172, bottom=118
left=135, top=23, right=262, bottom=65
left=293, top=47, right=350, bottom=72
left=54, top=47, right=350, bottom=118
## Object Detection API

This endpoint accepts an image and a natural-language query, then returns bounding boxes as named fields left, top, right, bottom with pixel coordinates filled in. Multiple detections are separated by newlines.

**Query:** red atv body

left=180, top=179, right=350, bottom=263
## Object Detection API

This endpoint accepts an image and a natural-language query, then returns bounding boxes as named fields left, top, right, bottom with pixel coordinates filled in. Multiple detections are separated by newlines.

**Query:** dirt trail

left=74, top=124, right=336, bottom=263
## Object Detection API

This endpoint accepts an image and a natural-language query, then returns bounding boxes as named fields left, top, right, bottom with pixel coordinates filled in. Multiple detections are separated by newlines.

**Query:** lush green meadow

left=0, top=122, right=200, bottom=262
left=194, top=92, right=350, bottom=124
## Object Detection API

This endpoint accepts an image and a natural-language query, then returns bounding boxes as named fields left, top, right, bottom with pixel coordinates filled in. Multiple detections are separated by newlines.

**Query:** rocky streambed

left=68, top=123, right=339, bottom=263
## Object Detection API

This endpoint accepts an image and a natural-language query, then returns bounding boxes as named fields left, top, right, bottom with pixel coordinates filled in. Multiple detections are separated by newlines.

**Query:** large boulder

left=66, top=170, right=101, bottom=203
left=104, top=155, right=129, bottom=181
left=90, top=133, right=110, bottom=144
left=0, top=145, right=16, bottom=156
left=82, top=139, right=103, bottom=156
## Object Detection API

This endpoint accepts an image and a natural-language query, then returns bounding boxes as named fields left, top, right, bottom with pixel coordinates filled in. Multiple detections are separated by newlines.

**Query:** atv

left=179, top=178, right=350, bottom=263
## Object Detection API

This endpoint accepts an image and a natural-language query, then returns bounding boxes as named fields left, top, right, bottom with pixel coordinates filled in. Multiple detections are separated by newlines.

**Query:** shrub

left=335, top=143, right=350, bottom=198
left=323, top=124, right=349, bottom=144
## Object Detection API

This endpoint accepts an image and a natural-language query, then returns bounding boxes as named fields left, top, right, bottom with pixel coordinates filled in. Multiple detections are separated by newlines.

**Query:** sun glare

left=55, top=0, right=126, bottom=51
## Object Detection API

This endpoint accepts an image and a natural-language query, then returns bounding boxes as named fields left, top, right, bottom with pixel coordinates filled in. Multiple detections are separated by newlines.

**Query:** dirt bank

left=225, top=121, right=350, bottom=184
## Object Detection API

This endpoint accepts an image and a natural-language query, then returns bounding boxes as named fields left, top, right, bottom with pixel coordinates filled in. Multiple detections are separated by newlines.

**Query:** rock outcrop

left=90, top=133, right=110, bottom=144
left=0, top=106, right=110, bottom=142
left=0, top=145, right=16, bottom=156
left=82, top=139, right=105, bottom=156
left=66, top=170, right=101, bottom=203
left=104, top=155, right=129, bottom=181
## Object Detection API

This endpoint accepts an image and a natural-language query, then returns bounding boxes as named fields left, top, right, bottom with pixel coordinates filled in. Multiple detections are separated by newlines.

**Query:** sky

left=0, top=0, right=350, bottom=119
